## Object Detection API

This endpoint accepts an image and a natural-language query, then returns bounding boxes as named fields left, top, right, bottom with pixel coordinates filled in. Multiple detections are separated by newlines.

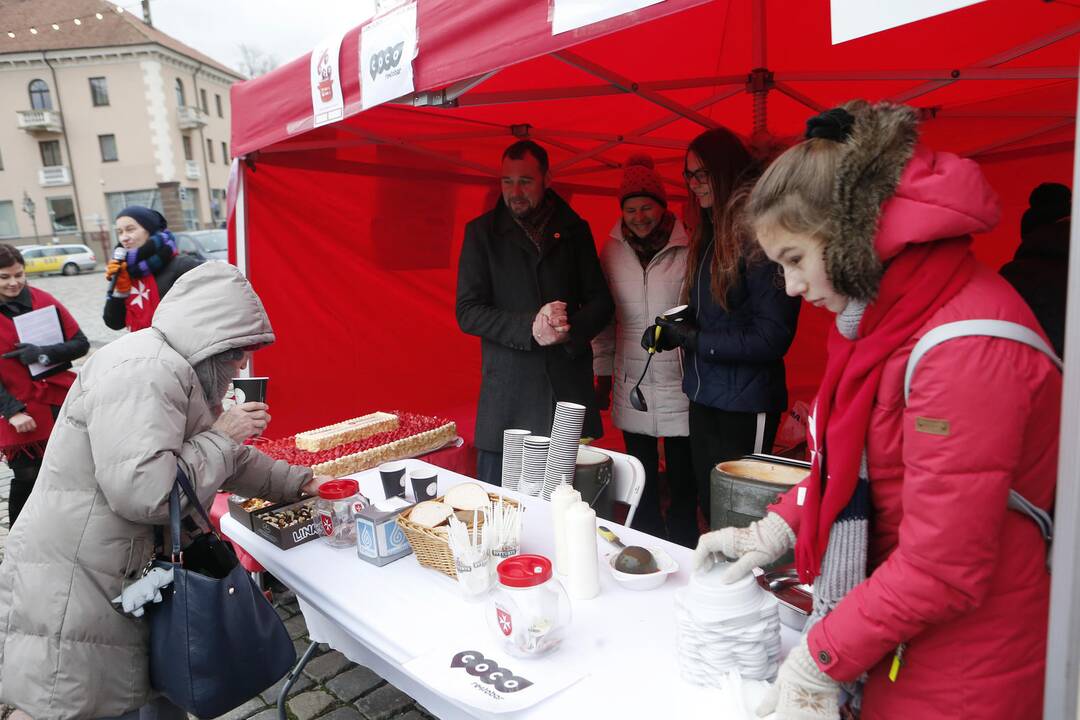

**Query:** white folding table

left=220, top=459, right=795, bottom=719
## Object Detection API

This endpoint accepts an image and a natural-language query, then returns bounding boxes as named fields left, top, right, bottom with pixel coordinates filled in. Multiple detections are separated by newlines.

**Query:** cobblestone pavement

left=0, top=273, right=435, bottom=720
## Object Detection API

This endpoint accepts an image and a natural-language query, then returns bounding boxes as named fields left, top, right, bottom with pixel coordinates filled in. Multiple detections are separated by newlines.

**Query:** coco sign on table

left=360, top=1, right=417, bottom=109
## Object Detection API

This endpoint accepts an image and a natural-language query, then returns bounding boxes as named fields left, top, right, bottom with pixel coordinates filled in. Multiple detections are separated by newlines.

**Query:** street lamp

left=21, top=191, right=38, bottom=243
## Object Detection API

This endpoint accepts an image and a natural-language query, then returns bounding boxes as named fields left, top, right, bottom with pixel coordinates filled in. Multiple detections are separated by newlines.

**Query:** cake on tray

left=257, top=411, right=457, bottom=477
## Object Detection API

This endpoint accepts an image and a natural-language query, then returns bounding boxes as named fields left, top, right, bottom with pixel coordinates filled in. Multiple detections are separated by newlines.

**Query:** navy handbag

left=147, top=467, right=296, bottom=718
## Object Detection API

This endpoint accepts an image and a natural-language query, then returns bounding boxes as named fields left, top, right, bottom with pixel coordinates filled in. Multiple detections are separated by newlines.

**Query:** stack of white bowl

left=520, top=435, right=550, bottom=497
left=674, top=563, right=782, bottom=685
left=501, top=429, right=531, bottom=491
left=542, top=402, right=585, bottom=500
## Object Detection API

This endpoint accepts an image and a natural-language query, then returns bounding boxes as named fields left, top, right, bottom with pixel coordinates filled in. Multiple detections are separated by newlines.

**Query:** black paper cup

left=660, top=304, right=691, bottom=322
left=378, top=461, right=407, bottom=499
left=230, top=376, right=268, bottom=404
left=408, top=469, right=438, bottom=502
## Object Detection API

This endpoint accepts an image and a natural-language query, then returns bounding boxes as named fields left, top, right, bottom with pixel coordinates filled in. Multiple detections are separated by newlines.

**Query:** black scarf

left=511, top=190, right=558, bottom=251
left=622, top=210, right=676, bottom=267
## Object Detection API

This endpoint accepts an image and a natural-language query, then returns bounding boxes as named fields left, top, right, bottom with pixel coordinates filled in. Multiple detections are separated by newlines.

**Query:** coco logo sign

left=450, top=650, right=534, bottom=694
left=369, top=42, right=405, bottom=80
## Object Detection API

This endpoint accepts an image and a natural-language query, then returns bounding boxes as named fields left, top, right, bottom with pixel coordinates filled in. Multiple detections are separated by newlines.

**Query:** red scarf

left=796, top=237, right=976, bottom=582
left=125, top=274, right=162, bottom=332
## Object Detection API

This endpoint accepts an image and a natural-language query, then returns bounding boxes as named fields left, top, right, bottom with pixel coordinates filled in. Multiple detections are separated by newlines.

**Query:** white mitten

left=692, top=512, right=795, bottom=582
left=112, top=567, right=174, bottom=618
left=757, top=636, right=840, bottom=720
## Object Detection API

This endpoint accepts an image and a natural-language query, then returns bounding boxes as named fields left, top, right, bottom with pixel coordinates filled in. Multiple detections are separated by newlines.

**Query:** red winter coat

left=771, top=148, right=1061, bottom=720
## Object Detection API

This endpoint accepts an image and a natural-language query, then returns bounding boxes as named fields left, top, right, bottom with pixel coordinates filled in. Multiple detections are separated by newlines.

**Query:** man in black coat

left=456, top=140, right=614, bottom=486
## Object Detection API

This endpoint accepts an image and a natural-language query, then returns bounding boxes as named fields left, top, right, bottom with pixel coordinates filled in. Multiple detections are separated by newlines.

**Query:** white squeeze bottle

left=550, top=485, right=580, bottom=576
left=565, top=501, right=600, bottom=600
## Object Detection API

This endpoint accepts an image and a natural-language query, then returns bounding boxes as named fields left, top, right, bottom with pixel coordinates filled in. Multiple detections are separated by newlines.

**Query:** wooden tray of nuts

left=251, top=498, right=321, bottom=550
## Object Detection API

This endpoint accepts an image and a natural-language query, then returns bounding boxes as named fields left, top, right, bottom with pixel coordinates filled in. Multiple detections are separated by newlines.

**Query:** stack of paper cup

left=501, top=429, right=530, bottom=490
left=543, top=401, right=585, bottom=499
left=520, top=435, right=550, bottom=497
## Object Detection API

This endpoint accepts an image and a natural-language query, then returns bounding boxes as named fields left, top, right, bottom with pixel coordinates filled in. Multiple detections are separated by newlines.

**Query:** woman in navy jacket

left=646, top=127, right=800, bottom=546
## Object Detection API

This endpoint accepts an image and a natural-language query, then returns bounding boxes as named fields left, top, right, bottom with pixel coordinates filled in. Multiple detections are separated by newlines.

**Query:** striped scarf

left=124, top=230, right=178, bottom=278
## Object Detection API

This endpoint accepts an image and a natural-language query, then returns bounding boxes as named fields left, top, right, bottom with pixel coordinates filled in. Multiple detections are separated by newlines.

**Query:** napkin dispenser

left=355, top=497, right=414, bottom=566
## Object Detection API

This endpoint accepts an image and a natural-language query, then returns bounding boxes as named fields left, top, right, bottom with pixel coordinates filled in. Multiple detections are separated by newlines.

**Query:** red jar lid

left=497, top=554, right=552, bottom=588
left=317, top=479, right=359, bottom=500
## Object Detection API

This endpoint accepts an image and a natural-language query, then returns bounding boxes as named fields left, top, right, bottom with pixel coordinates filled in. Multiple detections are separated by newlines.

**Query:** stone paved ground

left=0, top=273, right=434, bottom=720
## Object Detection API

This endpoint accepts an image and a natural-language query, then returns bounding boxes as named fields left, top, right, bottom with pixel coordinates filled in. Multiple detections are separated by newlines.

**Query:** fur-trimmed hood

left=826, top=102, right=1000, bottom=300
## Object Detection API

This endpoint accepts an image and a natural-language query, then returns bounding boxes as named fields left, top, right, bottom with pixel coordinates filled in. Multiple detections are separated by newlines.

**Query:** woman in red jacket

left=694, top=101, right=1061, bottom=719
left=0, top=244, right=88, bottom=526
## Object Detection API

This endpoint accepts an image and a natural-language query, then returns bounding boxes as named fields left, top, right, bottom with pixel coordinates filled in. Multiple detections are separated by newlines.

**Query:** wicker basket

left=396, top=493, right=520, bottom=579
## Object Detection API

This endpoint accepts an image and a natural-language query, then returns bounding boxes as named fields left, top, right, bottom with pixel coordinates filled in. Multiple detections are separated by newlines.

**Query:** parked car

left=21, top=243, right=98, bottom=276
left=175, top=229, right=228, bottom=262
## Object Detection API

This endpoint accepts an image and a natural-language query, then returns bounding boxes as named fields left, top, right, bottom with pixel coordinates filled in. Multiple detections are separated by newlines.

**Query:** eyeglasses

left=682, top=168, right=710, bottom=185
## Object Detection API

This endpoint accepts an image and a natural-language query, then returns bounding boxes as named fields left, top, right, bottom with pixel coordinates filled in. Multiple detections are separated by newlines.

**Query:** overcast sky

left=144, top=0, right=376, bottom=74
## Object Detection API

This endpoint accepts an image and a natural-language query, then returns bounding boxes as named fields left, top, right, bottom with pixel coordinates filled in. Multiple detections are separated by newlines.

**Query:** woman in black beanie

left=103, top=206, right=203, bottom=331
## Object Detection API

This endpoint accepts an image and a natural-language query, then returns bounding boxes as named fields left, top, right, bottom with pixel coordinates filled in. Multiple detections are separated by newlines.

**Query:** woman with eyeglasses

left=644, top=127, right=800, bottom=546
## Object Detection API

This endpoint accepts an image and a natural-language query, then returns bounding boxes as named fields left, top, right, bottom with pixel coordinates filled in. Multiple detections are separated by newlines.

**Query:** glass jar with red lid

left=315, top=479, right=368, bottom=549
left=486, top=554, right=571, bottom=657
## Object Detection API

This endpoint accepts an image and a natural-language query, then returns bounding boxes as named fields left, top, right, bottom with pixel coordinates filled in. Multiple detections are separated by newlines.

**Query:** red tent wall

left=232, top=0, right=1077, bottom=445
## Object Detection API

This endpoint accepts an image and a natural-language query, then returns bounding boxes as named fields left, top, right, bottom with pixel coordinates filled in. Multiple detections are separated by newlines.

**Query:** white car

left=22, top=243, right=99, bottom=276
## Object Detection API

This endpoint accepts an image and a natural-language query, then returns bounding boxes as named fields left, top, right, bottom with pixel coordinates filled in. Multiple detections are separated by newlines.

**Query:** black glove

left=641, top=323, right=680, bottom=353
left=2, top=343, right=45, bottom=366
left=594, top=375, right=612, bottom=411
left=657, top=316, right=699, bottom=351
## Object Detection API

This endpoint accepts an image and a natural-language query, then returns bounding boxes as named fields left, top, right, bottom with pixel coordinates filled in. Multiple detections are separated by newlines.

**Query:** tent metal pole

left=965, top=119, right=1074, bottom=158
left=534, top=128, right=700, bottom=150
left=559, top=155, right=686, bottom=178
left=888, top=20, right=1080, bottom=103
left=937, top=109, right=1075, bottom=119
left=969, top=140, right=1073, bottom=165
left=235, top=163, right=248, bottom=277
left=457, top=77, right=745, bottom=106
left=773, top=82, right=827, bottom=113
left=335, top=125, right=498, bottom=176
left=552, top=87, right=742, bottom=173
left=553, top=50, right=719, bottom=129
left=530, top=134, right=622, bottom=169
left=774, top=67, right=1077, bottom=82
left=1044, top=76, right=1080, bottom=720
left=752, top=0, right=766, bottom=68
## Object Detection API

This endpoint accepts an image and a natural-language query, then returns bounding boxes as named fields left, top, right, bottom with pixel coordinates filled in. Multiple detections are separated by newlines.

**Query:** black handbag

left=146, top=467, right=297, bottom=718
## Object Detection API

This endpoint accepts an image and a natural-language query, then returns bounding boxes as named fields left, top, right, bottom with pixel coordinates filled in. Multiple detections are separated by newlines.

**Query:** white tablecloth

left=221, top=458, right=796, bottom=719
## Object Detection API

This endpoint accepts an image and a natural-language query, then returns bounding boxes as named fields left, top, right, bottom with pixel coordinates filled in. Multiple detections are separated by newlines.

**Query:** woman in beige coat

left=0, top=262, right=329, bottom=719
left=593, top=154, right=692, bottom=543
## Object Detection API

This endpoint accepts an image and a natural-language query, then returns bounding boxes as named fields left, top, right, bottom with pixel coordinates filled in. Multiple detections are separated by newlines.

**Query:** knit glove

left=106, top=259, right=132, bottom=297
left=692, top=512, right=795, bottom=581
left=656, top=316, right=698, bottom=351
left=640, top=324, right=678, bottom=353
left=2, top=343, right=44, bottom=365
left=757, top=635, right=840, bottom=719
left=112, top=567, right=173, bottom=618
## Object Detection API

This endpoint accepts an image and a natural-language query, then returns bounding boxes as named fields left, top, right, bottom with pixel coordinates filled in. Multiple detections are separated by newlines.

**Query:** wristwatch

left=37, top=354, right=50, bottom=365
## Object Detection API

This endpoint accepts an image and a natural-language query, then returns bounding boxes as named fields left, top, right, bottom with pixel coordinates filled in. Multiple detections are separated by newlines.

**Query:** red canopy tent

left=228, top=0, right=1080, bottom=713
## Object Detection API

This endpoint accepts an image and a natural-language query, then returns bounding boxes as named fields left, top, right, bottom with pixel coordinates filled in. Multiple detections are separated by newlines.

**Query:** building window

left=99, top=134, right=118, bottom=162
left=175, top=78, right=186, bottom=107
left=0, top=201, right=17, bottom=238
left=215, top=93, right=223, bottom=118
left=0, top=147, right=4, bottom=171
left=182, top=135, right=193, bottom=162
left=47, top=197, right=77, bottom=233
left=211, top=188, right=226, bottom=223
left=89, top=77, right=109, bottom=106
left=199, top=88, right=208, bottom=113
left=29, top=79, right=52, bottom=110
left=181, top=187, right=200, bottom=230
left=221, top=141, right=228, bottom=162
left=39, top=140, right=62, bottom=167
left=106, top=190, right=161, bottom=233
left=206, top=138, right=214, bottom=163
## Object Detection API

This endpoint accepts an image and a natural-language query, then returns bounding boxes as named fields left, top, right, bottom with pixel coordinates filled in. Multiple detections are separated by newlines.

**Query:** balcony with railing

left=185, top=160, right=201, bottom=180
left=177, top=105, right=208, bottom=130
left=38, top=165, right=72, bottom=187
left=16, top=109, right=63, bottom=133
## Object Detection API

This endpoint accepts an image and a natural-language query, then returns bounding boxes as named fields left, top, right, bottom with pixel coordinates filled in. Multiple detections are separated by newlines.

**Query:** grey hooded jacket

left=0, top=262, right=311, bottom=719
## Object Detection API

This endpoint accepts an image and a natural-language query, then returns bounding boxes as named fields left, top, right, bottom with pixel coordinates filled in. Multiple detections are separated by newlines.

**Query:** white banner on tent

left=831, top=0, right=985, bottom=44
left=310, top=30, right=347, bottom=127
left=360, top=1, right=418, bottom=110
left=551, top=0, right=664, bottom=35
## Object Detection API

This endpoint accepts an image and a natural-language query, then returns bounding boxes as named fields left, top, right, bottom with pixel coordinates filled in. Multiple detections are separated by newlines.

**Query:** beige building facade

left=0, top=2, right=243, bottom=252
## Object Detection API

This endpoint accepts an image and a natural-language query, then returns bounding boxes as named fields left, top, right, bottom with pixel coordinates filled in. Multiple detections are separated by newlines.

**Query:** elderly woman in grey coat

left=593, top=154, right=692, bottom=544
left=0, top=262, right=330, bottom=719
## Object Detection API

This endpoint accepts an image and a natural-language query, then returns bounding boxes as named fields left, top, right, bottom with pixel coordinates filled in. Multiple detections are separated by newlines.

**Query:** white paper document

left=831, top=0, right=986, bottom=44
left=551, top=0, right=664, bottom=35
left=13, top=306, right=63, bottom=378
left=360, top=1, right=418, bottom=110
left=403, top=641, right=586, bottom=714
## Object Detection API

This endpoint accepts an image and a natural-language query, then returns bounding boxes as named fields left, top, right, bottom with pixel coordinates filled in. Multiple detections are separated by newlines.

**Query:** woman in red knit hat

left=592, top=153, right=692, bottom=540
